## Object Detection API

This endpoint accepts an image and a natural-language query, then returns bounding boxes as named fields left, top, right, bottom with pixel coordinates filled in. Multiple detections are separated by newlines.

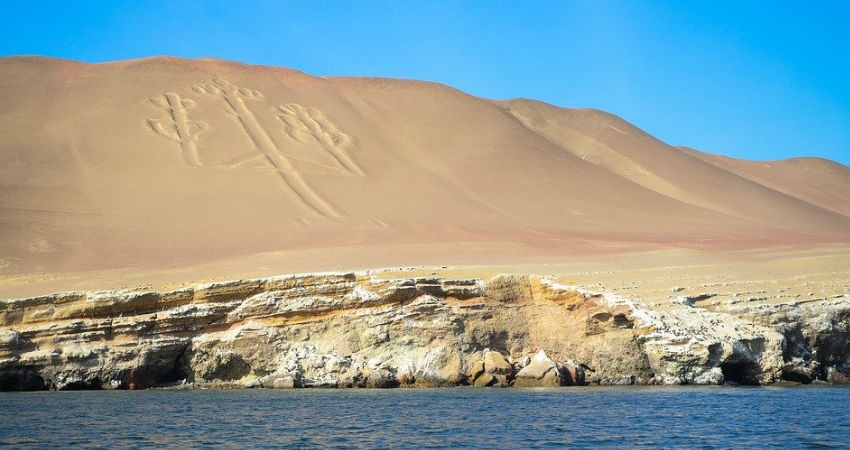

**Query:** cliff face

left=1, top=271, right=847, bottom=390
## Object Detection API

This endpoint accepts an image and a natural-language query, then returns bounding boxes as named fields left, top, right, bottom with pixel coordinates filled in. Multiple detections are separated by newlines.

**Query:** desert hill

left=0, top=56, right=848, bottom=295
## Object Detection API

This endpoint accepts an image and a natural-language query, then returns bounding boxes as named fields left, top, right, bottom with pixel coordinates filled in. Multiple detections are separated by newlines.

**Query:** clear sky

left=2, top=0, right=848, bottom=166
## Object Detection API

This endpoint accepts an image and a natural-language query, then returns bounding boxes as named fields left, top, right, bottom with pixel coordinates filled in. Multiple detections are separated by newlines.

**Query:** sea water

left=1, top=386, right=848, bottom=449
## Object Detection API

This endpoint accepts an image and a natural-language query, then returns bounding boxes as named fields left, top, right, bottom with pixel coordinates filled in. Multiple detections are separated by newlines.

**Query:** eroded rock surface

left=0, top=271, right=847, bottom=390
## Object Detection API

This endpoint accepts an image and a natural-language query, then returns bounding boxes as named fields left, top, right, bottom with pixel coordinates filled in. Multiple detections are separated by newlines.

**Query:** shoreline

left=10, top=379, right=849, bottom=392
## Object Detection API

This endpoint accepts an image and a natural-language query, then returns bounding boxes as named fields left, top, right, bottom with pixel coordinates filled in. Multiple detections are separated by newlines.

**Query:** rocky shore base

left=1, top=271, right=848, bottom=390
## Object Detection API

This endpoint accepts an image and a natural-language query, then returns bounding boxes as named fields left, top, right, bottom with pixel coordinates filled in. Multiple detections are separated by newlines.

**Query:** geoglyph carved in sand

left=192, top=78, right=339, bottom=217
left=147, top=92, right=208, bottom=167
left=147, top=79, right=366, bottom=218
left=276, top=103, right=365, bottom=176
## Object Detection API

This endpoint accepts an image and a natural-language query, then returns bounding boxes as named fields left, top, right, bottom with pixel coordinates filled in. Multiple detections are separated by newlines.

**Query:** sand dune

left=1, top=56, right=848, bottom=295
left=679, top=148, right=850, bottom=217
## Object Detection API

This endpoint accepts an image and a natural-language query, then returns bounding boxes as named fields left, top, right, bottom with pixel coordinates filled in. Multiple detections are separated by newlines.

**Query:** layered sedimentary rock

left=0, top=272, right=847, bottom=390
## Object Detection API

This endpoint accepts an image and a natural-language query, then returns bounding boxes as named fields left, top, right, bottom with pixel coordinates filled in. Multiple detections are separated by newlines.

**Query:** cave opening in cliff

left=781, top=367, right=815, bottom=384
left=23, top=374, right=46, bottom=391
left=720, top=361, right=760, bottom=385
left=0, top=372, right=47, bottom=391
left=0, top=374, right=21, bottom=391
left=156, top=366, right=186, bottom=388
left=159, top=347, right=191, bottom=387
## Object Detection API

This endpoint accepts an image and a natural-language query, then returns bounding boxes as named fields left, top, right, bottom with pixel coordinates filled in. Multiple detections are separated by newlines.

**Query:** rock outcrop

left=467, top=351, right=515, bottom=387
left=0, top=271, right=847, bottom=390
left=513, top=350, right=579, bottom=387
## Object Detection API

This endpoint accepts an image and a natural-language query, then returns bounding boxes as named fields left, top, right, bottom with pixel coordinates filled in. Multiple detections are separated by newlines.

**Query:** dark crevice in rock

left=720, top=361, right=760, bottom=386
left=814, top=323, right=850, bottom=377
left=124, top=343, right=191, bottom=389
left=612, top=313, right=633, bottom=328
left=0, top=370, right=48, bottom=391
left=782, top=370, right=813, bottom=384
left=161, top=344, right=191, bottom=385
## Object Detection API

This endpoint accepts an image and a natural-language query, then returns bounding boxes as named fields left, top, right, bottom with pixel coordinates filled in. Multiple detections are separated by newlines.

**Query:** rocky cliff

left=1, top=271, right=848, bottom=390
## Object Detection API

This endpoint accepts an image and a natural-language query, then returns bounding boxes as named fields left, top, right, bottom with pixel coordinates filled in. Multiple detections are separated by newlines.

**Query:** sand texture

left=0, top=56, right=848, bottom=297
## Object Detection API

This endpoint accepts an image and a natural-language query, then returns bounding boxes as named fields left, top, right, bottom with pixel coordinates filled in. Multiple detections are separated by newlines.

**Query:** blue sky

left=2, top=1, right=848, bottom=165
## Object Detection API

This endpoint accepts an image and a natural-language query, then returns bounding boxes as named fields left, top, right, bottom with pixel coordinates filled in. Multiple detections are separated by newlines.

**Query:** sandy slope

left=0, top=56, right=848, bottom=297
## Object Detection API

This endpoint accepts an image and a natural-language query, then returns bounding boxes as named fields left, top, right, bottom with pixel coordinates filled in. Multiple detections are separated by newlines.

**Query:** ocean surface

left=2, top=386, right=848, bottom=449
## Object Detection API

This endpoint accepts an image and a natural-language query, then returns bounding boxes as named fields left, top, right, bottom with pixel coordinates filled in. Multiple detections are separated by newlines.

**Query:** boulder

left=468, top=351, right=514, bottom=387
left=467, top=360, right=485, bottom=382
left=473, top=373, right=510, bottom=387
left=338, top=368, right=367, bottom=388
left=513, top=350, right=563, bottom=387
left=366, top=368, right=398, bottom=388
left=262, top=371, right=302, bottom=389
left=560, top=360, right=586, bottom=386
left=473, top=372, right=495, bottom=387
left=483, top=351, right=514, bottom=376
left=242, top=377, right=262, bottom=388
left=827, top=366, right=850, bottom=384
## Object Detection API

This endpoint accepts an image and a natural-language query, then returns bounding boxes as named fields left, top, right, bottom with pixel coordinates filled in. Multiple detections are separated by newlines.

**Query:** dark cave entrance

left=720, top=361, right=761, bottom=386
left=0, top=372, right=47, bottom=391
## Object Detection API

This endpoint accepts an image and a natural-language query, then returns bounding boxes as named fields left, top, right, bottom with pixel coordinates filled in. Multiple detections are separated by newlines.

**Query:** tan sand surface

left=1, top=56, right=847, bottom=298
